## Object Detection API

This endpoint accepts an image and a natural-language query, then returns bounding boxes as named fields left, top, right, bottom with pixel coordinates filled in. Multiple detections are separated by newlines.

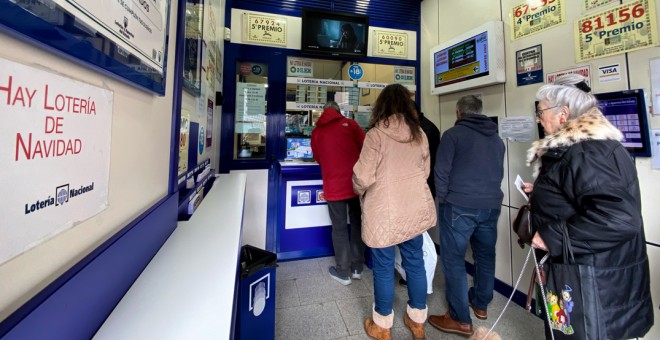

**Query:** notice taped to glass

left=575, top=0, right=658, bottom=62
left=511, top=0, right=566, bottom=40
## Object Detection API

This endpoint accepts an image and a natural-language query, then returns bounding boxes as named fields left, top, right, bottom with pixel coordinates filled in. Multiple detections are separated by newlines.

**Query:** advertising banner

left=0, top=58, right=113, bottom=264
left=575, top=0, right=658, bottom=62
left=511, top=0, right=566, bottom=40
left=53, top=0, right=168, bottom=70
left=374, top=31, right=408, bottom=58
left=516, top=45, right=544, bottom=86
left=244, top=12, right=287, bottom=46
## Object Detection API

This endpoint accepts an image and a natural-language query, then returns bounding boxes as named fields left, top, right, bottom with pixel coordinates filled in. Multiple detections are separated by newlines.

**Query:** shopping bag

left=394, top=231, right=437, bottom=294
left=542, top=226, right=606, bottom=339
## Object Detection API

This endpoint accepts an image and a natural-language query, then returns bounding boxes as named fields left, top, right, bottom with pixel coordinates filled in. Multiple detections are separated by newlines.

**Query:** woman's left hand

left=531, top=232, right=548, bottom=251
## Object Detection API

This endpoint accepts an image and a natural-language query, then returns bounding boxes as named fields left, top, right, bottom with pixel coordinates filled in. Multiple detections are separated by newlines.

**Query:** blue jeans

left=371, top=234, right=426, bottom=316
left=439, top=202, right=499, bottom=324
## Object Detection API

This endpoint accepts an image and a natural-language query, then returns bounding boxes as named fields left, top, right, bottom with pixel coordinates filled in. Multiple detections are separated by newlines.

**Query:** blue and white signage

left=348, top=64, right=364, bottom=81
left=0, top=58, right=113, bottom=265
left=285, top=180, right=331, bottom=229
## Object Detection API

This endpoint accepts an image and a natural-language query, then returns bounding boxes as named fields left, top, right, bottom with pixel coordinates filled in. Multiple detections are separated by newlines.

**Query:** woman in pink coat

left=353, top=84, right=436, bottom=340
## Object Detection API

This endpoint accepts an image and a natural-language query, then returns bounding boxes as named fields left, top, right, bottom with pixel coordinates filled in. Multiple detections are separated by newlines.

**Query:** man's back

left=434, top=114, right=504, bottom=209
left=311, top=108, right=365, bottom=201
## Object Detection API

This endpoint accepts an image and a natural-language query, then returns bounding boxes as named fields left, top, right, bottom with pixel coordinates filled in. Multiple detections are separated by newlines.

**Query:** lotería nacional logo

left=24, top=182, right=94, bottom=215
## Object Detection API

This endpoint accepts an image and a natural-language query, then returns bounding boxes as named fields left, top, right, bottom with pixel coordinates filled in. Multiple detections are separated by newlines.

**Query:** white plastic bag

left=394, top=231, right=437, bottom=294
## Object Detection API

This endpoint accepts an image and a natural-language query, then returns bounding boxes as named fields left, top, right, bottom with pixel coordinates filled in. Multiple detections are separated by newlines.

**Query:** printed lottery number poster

left=575, top=0, right=658, bottom=62
left=0, top=58, right=113, bottom=265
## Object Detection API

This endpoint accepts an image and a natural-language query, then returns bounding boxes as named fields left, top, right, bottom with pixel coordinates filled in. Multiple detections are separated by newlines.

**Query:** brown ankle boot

left=364, top=318, right=391, bottom=340
left=404, top=312, right=426, bottom=339
left=428, top=312, right=473, bottom=337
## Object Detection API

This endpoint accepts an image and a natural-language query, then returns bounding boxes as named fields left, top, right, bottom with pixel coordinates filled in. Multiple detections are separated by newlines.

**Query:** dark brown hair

left=369, top=84, right=422, bottom=142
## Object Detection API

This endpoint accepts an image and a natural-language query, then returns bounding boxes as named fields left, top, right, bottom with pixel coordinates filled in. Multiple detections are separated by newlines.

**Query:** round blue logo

left=252, top=65, right=263, bottom=75
left=348, top=64, right=363, bottom=80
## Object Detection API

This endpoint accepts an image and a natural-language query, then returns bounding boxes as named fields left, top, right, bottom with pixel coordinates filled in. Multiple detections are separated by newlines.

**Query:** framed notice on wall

left=243, top=12, right=287, bottom=46
left=0, top=0, right=171, bottom=95
left=373, top=31, right=408, bottom=58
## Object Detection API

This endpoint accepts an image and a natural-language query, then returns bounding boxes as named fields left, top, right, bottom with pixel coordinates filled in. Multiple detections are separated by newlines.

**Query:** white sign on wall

left=53, top=0, right=168, bottom=70
left=0, top=58, right=114, bottom=265
left=287, top=58, right=314, bottom=78
left=546, top=65, right=591, bottom=86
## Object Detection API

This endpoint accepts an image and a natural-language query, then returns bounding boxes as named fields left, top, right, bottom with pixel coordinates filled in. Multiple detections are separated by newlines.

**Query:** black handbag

left=512, top=202, right=534, bottom=248
left=541, top=225, right=607, bottom=339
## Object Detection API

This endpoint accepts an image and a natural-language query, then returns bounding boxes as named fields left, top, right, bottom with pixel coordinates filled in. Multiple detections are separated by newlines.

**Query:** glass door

left=234, top=62, right=268, bottom=160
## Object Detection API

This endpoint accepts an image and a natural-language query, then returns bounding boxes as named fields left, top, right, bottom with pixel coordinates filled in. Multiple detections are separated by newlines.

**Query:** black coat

left=527, top=109, right=653, bottom=339
left=419, top=112, right=440, bottom=197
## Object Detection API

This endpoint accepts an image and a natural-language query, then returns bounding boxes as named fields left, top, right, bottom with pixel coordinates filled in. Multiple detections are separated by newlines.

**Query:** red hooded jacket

left=311, top=107, right=365, bottom=201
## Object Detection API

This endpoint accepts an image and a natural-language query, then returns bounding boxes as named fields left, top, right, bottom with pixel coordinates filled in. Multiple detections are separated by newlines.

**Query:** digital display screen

left=286, top=138, right=313, bottom=159
left=433, top=31, right=490, bottom=88
left=596, top=91, right=651, bottom=156
left=301, top=9, right=368, bottom=57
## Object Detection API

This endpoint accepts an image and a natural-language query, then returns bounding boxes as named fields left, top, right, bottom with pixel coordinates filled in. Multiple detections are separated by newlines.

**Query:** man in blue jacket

left=428, top=95, right=505, bottom=337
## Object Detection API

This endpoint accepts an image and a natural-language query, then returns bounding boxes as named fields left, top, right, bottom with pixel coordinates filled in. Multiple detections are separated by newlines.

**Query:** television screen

left=596, top=89, right=651, bottom=157
left=301, top=8, right=368, bottom=58
left=286, top=137, right=314, bottom=160
left=429, top=21, right=505, bottom=95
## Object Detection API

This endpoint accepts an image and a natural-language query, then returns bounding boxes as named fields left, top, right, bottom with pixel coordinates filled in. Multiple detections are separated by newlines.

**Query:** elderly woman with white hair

left=528, top=84, right=653, bottom=339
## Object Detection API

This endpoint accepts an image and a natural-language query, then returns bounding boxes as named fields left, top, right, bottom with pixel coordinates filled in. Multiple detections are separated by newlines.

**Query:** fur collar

left=526, top=108, right=623, bottom=177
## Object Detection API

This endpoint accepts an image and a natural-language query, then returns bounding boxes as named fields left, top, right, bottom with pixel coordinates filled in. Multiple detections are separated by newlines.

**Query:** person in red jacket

left=311, top=101, right=366, bottom=285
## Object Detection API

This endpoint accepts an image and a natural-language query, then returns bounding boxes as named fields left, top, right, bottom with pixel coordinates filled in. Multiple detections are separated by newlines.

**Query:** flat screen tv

left=286, top=137, right=314, bottom=160
left=301, top=8, right=369, bottom=58
left=430, top=21, right=505, bottom=95
left=596, top=89, right=652, bottom=157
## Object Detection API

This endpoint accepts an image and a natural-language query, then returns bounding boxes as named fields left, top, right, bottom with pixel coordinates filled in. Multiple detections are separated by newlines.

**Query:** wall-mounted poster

left=575, top=0, right=658, bottom=62
left=584, top=0, right=617, bottom=11
left=516, top=45, right=544, bottom=86
left=179, top=111, right=191, bottom=175
left=511, top=0, right=566, bottom=40
left=183, top=0, right=204, bottom=96
left=546, top=65, right=591, bottom=85
left=0, top=0, right=170, bottom=94
left=374, top=31, right=408, bottom=58
left=0, top=58, right=113, bottom=265
left=243, top=12, right=287, bottom=46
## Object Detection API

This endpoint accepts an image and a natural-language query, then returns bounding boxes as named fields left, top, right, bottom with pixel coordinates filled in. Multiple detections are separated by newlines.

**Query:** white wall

left=0, top=0, right=178, bottom=322
left=422, top=0, right=660, bottom=337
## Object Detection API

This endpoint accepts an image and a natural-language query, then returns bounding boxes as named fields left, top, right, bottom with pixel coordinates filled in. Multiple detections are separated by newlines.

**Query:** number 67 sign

left=575, top=0, right=658, bottom=62
left=510, top=0, right=566, bottom=40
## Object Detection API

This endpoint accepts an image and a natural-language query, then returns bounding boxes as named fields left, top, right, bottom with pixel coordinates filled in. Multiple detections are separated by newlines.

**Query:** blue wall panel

left=0, top=194, right=179, bottom=339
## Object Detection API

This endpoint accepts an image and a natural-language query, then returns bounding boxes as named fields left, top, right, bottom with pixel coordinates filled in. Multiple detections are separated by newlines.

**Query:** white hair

left=535, top=84, right=598, bottom=120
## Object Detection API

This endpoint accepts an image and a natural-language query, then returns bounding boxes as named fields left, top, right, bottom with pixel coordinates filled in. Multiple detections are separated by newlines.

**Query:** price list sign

left=575, top=0, right=658, bottom=62
left=511, top=0, right=566, bottom=40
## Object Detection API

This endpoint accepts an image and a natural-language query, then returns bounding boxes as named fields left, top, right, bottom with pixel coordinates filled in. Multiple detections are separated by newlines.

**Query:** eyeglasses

left=535, top=106, right=559, bottom=118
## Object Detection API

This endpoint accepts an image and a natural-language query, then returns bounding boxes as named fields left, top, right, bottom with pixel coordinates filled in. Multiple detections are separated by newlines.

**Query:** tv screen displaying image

left=286, top=137, right=314, bottom=160
left=301, top=8, right=368, bottom=58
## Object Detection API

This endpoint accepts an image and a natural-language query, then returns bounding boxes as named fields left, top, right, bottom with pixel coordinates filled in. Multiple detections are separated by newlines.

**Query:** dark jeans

left=439, top=202, right=500, bottom=324
left=327, top=197, right=365, bottom=277
left=371, top=234, right=426, bottom=316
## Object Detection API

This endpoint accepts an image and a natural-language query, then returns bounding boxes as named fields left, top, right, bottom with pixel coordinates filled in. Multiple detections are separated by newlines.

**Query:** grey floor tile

left=275, top=302, right=349, bottom=340
left=276, top=279, right=300, bottom=309
left=277, top=257, right=322, bottom=281
left=297, top=274, right=372, bottom=306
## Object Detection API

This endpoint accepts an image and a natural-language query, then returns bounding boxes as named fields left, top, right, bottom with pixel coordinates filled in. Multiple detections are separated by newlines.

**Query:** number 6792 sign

left=510, top=0, right=566, bottom=40
left=575, top=0, right=658, bottom=62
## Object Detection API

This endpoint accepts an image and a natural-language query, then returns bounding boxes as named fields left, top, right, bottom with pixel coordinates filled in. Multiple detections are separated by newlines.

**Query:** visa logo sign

left=598, top=64, right=620, bottom=83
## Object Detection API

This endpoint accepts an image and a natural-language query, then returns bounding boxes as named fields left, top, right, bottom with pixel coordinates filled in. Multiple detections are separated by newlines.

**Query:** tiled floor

left=275, top=256, right=544, bottom=340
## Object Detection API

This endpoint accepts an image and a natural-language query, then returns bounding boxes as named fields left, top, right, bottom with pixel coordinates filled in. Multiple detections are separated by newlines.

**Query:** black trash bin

left=237, top=245, right=277, bottom=340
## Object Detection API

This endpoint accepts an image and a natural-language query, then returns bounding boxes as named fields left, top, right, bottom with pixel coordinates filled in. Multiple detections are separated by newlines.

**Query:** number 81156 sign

left=575, top=0, right=658, bottom=62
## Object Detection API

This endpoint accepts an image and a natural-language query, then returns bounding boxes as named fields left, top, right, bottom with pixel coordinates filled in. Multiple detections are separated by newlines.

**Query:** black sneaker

left=329, top=266, right=351, bottom=285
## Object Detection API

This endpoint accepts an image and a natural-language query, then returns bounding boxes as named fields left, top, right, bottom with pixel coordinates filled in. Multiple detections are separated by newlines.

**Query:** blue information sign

left=348, top=64, right=364, bottom=80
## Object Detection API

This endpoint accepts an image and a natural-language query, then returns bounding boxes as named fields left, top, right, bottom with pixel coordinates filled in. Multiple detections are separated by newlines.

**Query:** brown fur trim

left=527, top=108, right=622, bottom=177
